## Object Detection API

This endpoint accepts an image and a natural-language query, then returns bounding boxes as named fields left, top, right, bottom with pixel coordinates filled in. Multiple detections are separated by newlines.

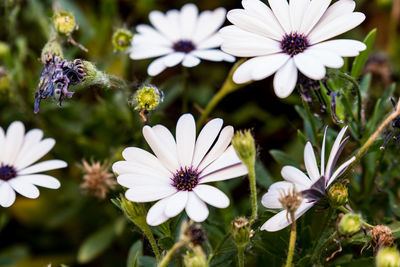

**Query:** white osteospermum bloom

left=261, top=126, right=355, bottom=231
left=113, top=114, right=248, bottom=226
left=220, top=0, right=366, bottom=98
left=130, top=3, right=235, bottom=76
left=0, top=121, right=67, bottom=208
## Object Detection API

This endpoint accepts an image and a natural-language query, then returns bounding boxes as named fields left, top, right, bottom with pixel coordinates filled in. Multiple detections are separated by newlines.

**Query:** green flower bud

left=41, top=40, right=64, bottom=63
left=112, top=28, right=133, bottom=52
left=328, top=182, right=348, bottom=208
left=119, top=195, right=147, bottom=226
left=376, top=247, right=400, bottom=267
left=232, top=130, right=256, bottom=168
left=53, top=10, right=76, bottom=35
left=131, top=85, right=163, bottom=111
left=183, top=252, right=208, bottom=267
left=0, top=41, right=11, bottom=59
left=338, top=213, right=362, bottom=235
left=0, top=67, right=10, bottom=93
left=231, top=217, right=253, bottom=248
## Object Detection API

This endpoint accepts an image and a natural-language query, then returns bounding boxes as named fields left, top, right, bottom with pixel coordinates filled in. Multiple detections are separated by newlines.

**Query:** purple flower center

left=173, top=40, right=196, bottom=53
left=0, top=164, right=17, bottom=181
left=281, top=33, right=309, bottom=57
left=172, top=167, right=199, bottom=191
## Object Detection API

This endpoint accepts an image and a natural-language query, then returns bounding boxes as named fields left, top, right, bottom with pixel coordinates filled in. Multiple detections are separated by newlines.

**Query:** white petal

left=135, top=24, right=172, bottom=46
left=17, top=174, right=60, bottom=189
left=185, top=192, right=209, bottom=222
left=260, top=201, right=314, bottom=232
left=117, top=173, right=170, bottom=188
left=268, top=0, right=292, bottom=33
left=308, top=12, right=365, bottom=44
left=14, top=129, right=43, bottom=162
left=191, top=49, right=235, bottom=62
left=321, top=126, right=328, bottom=175
left=299, top=0, right=331, bottom=35
left=0, top=127, right=5, bottom=159
left=281, top=166, right=312, bottom=189
left=176, top=114, right=196, bottom=168
left=143, top=126, right=180, bottom=172
left=328, top=156, right=355, bottom=187
left=152, top=124, right=178, bottom=160
left=220, top=26, right=281, bottom=57
left=294, top=52, right=326, bottom=80
left=200, top=146, right=241, bottom=177
left=18, top=160, right=67, bottom=175
left=200, top=163, right=248, bottom=184
left=180, top=3, right=199, bottom=39
left=251, top=53, right=290, bottom=81
left=261, top=181, right=295, bottom=209
left=162, top=52, right=185, bottom=67
left=273, top=58, right=298, bottom=98
left=130, top=46, right=172, bottom=60
left=306, top=46, right=344, bottom=68
left=149, top=10, right=179, bottom=41
left=14, top=138, right=55, bottom=170
left=165, top=191, right=188, bottom=217
left=146, top=197, right=171, bottom=226
left=112, top=161, right=171, bottom=183
left=9, top=178, right=40, bottom=199
left=125, top=186, right=176, bottom=202
left=0, top=182, right=16, bottom=207
left=194, top=184, right=230, bottom=208
left=121, top=147, right=171, bottom=177
left=2, top=121, right=25, bottom=165
left=198, top=126, right=234, bottom=171
left=304, top=142, right=320, bottom=182
left=311, top=39, right=366, bottom=57
left=147, top=57, right=168, bottom=76
left=192, top=118, right=224, bottom=168
left=325, top=126, right=348, bottom=178
left=193, top=8, right=226, bottom=43
left=165, top=9, right=181, bottom=40
left=289, top=0, right=310, bottom=32
left=182, top=55, right=201, bottom=67
left=196, top=34, right=223, bottom=50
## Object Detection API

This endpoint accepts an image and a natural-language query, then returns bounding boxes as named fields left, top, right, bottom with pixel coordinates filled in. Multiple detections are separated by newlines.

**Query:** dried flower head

left=53, top=10, right=76, bottom=35
left=371, top=225, right=394, bottom=251
left=184, top=222, right=207, bottom=246
left=279, top=186, right=303, bottom=216
left=112, top=28, right=133, bottom=52
left=80, top=159, right=116, bottom=199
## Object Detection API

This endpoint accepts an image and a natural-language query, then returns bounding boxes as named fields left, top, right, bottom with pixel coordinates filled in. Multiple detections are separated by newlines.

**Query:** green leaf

left=127, top=240, right=142, bottom=267
left=269, top=150, right=300, bottom=168
left=158, top=237, right=174, bottom=250
left=351, top=29, right=377, bottom=79
left=255, top=160, right=274, bottom=189
left=138, top=256, right=157, bottom=267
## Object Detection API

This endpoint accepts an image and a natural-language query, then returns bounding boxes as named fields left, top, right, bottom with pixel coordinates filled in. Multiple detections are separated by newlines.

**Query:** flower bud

left=231, top=217, right=253, bottom=247
left=338, top=213, right=362, bottom=235
left=0, top=41, right=11, bottom=59
left=232, top=130, right=256, bottom=168
left=119, top=195, right=147, bottom=224
left=328, top=182, right=348, bottom=208
left=112, top=28, right=133, bottom=52
left=183, top=251, right=208, bottom=267
left=53, top=10, right=76, bottom=35
left=376, top=247, right=400, bottom=267
left=41, top=40, right=64, bottom=63
left=131, top=84, right=164, bottom=111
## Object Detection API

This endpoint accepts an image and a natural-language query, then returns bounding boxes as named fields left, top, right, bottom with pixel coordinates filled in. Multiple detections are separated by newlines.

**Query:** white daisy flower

left=130, top=3, right=235, bottom=76
left=112, top=114, right=248, bottom=226
left=0, top=121, right=67, bottom=208
left=261, top=126, right=355, bottom=232
left=220, top=0, right=367, bottom=98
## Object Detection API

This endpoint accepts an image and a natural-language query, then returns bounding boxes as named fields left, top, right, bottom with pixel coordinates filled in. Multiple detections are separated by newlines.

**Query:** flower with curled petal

left=112, top=114, right=248, bottom=226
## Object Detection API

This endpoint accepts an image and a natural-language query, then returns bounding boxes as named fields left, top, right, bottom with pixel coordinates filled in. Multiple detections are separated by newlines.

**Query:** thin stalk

left=392, top=227, right=400, bottom=234
left=237, top=245, right=245, bottom=267
left=197, top=59, right=248, bottom=128
left=182, top=67, right=189, bottom=113
left=207, top=233, right=231, bottom=264
left=248, top=159, right=258, bottom=225
left=285, top=211, right=297, bottom=267
left=302, top=98, right=318, bottom=144
left=158, top=241, right=185, bottom=267
left=311, top=231, right=337, bottom=264
left=140, top=223, right=161, bottom=262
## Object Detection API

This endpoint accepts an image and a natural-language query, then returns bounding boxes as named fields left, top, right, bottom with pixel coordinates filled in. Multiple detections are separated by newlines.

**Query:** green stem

left=337, top=72, right=362, bottom=130
left=248, top=159, right=258, bottom=225
left=207, top=233, right=231, bottom=264
left=392, top=227, right=400, bottom=234
left=140, top=223, right=161, bottom=262
left=158, top=241, right=185, bottom=267
left=285, top=212, right=297, bottom=267
left=311, top=231, right=337, bottom=265
left=311, top=208, right=334, bottom=258
left=182, top=67, right=189, bottom=113
left=237, top=245, right=245, bottom=267
left=302, top=98, right=318, bottom=144
left=197, top=59, right=248, bottom=128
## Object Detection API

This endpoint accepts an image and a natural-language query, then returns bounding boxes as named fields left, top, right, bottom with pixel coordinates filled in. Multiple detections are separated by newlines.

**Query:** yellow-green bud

left=131, top=85, right=163, bottom=111
left=338, top=213, right=362, bottom=235
left=0, top=41, right=10, bottom=59
left=328, top=182, right=348, bottom=208
left=0, top=67, right=10, bottom=93
left=183, top=252, right=208, bottom=267
left=119, top=195, right=147, bottom=224
left=232, top=130, right=256, bottom=167
left=376, top=247, right=400, bottom=267
left=231, top=217, right=253, bottom=248
left=53, top=10, right=76, bottom=35
left=41, top=40, right=64, bottom=63
left=112, top=28, right=133, bottom=52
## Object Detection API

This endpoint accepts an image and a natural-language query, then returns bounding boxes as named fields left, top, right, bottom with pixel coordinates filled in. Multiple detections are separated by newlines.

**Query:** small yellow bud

left=232, top=130, right=256, bottom=168
left=376, top=247, right=400, bottom=267
left=131, top=85, right=163, bottom=111
left=231, top=217, right=253, bottom=248
left=112, top=28, right=133, bottom=52
left=53, top=10, right=76, bottom=35
left=183, top=251, right=208, bottom=267
left=328, top=182, right=348, bottom=208
left=0, top=41, right=11, bottom=59
left=338, top=213, right=362, bottom=235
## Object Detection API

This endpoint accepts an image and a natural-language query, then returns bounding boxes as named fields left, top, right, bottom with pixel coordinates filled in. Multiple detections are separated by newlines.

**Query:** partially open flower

left=80, top=159, right=116, bottom=199
left=371, top=225, right=394, bottom=251
left=112, top=29, right=133, bottom=52
left=338, top=213, right=362, bottom=236
left=376, top=247, right=400, bottom=267
left=53, top=10, right=76, bottom=35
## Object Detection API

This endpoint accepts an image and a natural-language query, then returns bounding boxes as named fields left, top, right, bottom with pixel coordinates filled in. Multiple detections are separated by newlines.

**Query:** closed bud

left=232, top=130, right=256, bottom=168
left=183, top=252, right=208, bottom=267
left=112, top=28, right=133, bottom=52
left=328, top=182, right=348, bottom=208
left=41, top=40, right=64, bottom=63
left=376, top=247, right=400, bottom=267
left=53, top=10, right=76, bottom=35
left=338, top=213, right=362, bottom=235
left=131, top=84, right=164, bottom=111
left=0, top=41, right=11, bottom=59
left=231, top=217, right=253, bottom=248
left=0, top=67, right=10, bottom=93
left=119, top=195, right=147, bottom=225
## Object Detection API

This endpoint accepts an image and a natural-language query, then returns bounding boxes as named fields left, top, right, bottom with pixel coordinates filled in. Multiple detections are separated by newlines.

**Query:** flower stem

left=207, top=233, right=231, bottom=264
left=140, top=222, right=161, bottom=262
left=197, top=59, right=248, bottom=128
left=337, top=72, right=362, bottom=130
left=237, top=245, right=245, bottom=267
left=158, top=241, right=185, bottom=267
left=311, top=231, right=337, bottom=264
left=285, top=211, right=297, bottom=267
left=248, top=159, right=258, bottom=225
